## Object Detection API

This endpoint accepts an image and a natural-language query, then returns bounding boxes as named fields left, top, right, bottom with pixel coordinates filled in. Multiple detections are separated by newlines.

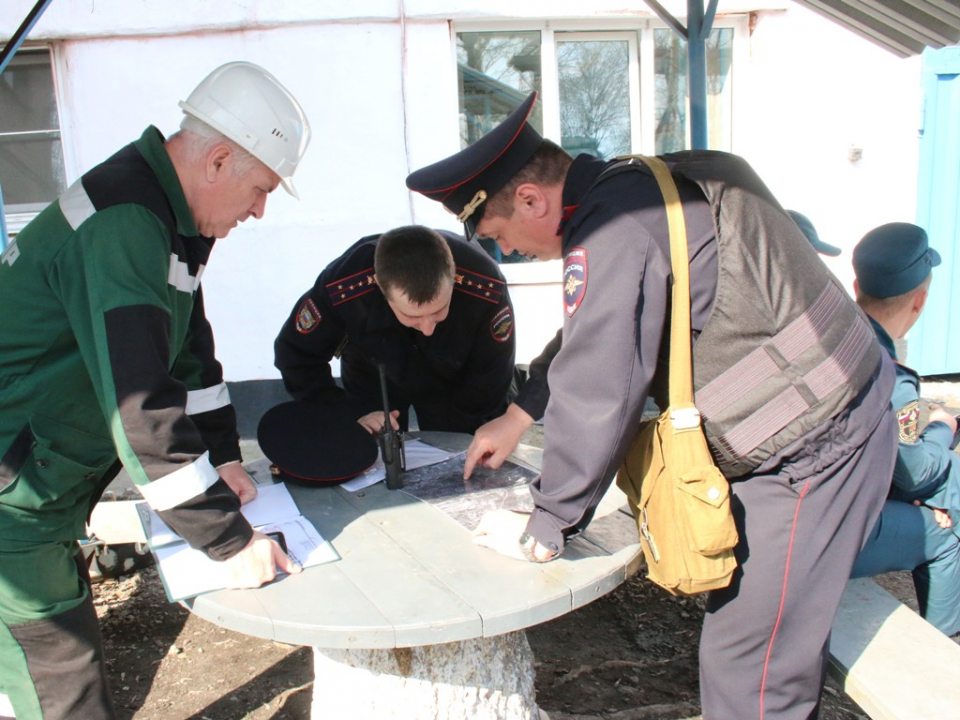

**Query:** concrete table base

left=310, top=631, right=545, bottom=719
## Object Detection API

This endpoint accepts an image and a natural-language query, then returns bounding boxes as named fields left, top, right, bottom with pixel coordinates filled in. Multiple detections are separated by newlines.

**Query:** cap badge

left=457, top=190, right=488, bottom=223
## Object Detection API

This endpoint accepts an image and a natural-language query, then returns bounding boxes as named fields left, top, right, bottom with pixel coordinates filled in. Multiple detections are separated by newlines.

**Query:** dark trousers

left=699, top=359, right=897, bottom=720
left=853, top=499, right=960, bottom=635
left=0, top=540, right=117, bottom=720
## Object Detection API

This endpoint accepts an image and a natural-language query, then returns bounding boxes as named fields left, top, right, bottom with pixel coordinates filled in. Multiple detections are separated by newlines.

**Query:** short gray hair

left=174, top=115, right=264, bottom=177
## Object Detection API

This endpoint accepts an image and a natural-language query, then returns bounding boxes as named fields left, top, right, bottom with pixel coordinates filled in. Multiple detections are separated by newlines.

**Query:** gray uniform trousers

left=699, top=357, right=897, bottom=720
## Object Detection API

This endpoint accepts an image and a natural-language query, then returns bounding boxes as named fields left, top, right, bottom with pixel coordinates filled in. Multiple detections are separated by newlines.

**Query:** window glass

left=654, top=28, right=733, bottom=154
left=557, top=38, right=632, bottom=160
left=457, top=31, right=543, bottom=263
left=455, top=24, right=736, bottom=266
left=0, top=49, right=66, bottom=215
left=457, top=31, right=543, bottom=148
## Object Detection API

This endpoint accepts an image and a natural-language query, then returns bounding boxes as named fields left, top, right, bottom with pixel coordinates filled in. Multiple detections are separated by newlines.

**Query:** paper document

left=137, top=483, right=301, bottom=549
left=136, top=483, right=338, bottom=602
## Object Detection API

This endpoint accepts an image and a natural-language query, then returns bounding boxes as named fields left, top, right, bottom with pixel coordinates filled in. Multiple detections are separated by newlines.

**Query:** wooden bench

left=829, top=577, right=960, bottom=719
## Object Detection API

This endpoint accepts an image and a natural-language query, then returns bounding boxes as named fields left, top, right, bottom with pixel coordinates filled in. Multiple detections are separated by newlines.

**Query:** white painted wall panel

left=737, top=5, right=921, bottom=290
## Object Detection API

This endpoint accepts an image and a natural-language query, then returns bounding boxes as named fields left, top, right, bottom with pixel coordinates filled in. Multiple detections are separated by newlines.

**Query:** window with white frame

left=0, top=48, right=67, bottom=229
left=456, top=21, right=737, bottom=262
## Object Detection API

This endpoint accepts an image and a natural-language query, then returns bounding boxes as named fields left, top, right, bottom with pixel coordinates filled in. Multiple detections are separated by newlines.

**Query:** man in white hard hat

left=0, top=61, right=310, bottom=720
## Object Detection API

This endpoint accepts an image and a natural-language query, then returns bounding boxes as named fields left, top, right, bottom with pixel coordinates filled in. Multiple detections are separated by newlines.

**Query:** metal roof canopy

left=792, top=0, right=960, bottom=59
left=645, top=0, right=960, bottom=149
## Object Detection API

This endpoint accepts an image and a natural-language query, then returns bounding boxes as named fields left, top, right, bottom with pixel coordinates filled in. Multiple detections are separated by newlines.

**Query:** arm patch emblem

left=563, top=247, right=587, bottom=316
left=490, top=306, right=514, bottom=342
left=296, top=299, right=321, bottom=334
left=897, top=400, right=920, bottom=443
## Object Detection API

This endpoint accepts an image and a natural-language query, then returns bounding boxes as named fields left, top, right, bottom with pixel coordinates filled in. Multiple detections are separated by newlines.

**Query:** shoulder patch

left=326, top=268, right=378, bottom=306
left=296, top=299, right=322, bottom=333
left=454, top=267, right=505, bottom=304
left=563, top=247, right=588, bottom=316
left=490, top=306, right=514, bottom=343
left=897, top=400, right=920, bottom=443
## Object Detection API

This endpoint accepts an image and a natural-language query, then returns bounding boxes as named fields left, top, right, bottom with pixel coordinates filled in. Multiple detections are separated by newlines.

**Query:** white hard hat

left=179, top=61, right=311, bottom=198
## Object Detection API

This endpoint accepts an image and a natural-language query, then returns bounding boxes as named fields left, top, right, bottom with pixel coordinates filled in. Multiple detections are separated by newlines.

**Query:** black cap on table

left=257, top=398, right=378, bottom=485
left=406, top=91, right=543, bottom=240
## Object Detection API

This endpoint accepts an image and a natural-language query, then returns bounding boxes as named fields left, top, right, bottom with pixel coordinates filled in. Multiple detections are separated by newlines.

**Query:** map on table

left=399, top=454, right=539, bottom=531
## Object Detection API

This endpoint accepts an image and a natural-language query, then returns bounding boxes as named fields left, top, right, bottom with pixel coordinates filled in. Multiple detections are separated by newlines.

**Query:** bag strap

left=628, top=155, right=695, bottom=411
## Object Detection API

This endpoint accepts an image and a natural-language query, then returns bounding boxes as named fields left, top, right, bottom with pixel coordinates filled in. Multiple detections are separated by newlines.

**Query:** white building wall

left=737, top=5, right=922, bottom=290
left=1, top=0, right=924, bottom=382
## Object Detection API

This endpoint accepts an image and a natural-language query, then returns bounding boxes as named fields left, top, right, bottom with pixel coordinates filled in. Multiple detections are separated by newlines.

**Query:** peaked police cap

left=257, top=398, right=378, bottom=485
left=852, top=222, right=940, bottom=298
left=405, top=91, right=543, bottom=240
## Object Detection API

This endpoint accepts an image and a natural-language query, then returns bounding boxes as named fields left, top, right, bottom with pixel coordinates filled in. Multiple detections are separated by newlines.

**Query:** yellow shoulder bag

left=614, top=155, right=739, bottom=597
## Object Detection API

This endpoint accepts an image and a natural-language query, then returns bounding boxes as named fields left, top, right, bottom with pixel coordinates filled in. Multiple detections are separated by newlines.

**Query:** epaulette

left=894, top=360, right=921, bottom=382
left=454, top=266, right=504, bottom=304
left=326, top=268, right=377, bottom=306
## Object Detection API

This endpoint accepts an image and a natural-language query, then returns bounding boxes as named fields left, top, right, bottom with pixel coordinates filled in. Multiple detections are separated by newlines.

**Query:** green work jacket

left=0, top=127, right=251, bottom=560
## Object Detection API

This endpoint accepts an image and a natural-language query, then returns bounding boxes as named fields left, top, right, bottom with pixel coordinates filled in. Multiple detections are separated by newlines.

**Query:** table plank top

left=187, top=432, right=642, bottom=649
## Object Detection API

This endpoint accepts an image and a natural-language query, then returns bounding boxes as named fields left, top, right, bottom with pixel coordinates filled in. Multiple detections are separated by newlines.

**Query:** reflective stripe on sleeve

left=58, top=180, right=97, bottom=230
left=185, top=382, right=231, bottom=415
left=136, top=451, right=219, bottom=511
left=168, top=253, right=204, bottom=294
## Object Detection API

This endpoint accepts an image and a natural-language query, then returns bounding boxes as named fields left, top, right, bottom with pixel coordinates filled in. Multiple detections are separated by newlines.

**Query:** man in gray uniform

left=405, top=92, right=897, bottom=719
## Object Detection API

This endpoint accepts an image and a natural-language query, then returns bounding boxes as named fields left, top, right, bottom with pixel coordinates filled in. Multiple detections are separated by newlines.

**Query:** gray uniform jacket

left=525, top=152, right=880, bottom=552
left=525, top=154, right=719, bottom=552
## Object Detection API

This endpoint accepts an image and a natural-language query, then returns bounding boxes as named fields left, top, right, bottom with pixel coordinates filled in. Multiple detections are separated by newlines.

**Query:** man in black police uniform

left=405, top=92, right=897, bottom=719
left=274, top=225, right=516, bottom=435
